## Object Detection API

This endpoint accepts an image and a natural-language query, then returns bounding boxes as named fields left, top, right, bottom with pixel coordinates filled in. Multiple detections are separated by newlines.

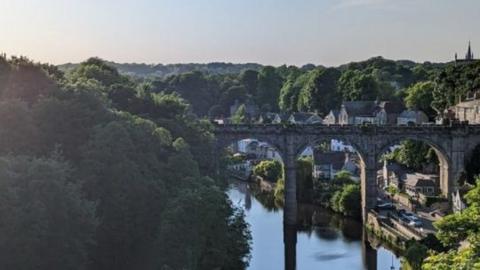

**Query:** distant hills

left=58, top=58, right=450, bottom=79
left=58, top=61, right=264, bottom=78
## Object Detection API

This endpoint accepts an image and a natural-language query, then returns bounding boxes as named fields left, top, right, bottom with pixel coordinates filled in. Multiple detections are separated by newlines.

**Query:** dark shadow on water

left=229, top=181, right=401, bottom=270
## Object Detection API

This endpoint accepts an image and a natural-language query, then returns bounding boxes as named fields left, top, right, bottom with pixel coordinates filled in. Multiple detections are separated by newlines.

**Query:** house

left=323, top=110, right=340, bottom=125
left=404, top=173, right=439, bottom=197
left=397, top=110, right=429, bottom=125
left=257, top=112, right=280, bottom=124
left=449, top=98, right=480, bottom=124
left=288, top=112, right=323, bottom=125
left=313, top=151, right=346, bottom=180
left=257, top=112, right=288, bottom=124
left=330, top=139, right=355, bottom=152
left=452, top=190, right=466, bottom=213
left=236, top=139, right=281, bottom=161
left=337, top=100, right=405, bottom=125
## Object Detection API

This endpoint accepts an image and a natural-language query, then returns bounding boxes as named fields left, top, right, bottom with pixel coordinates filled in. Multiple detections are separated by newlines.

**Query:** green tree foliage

left=387, top=140, right=438, bottom=171
left=278, top=72, right=308, bottom=112
left=231, top=104, right=248, bottom=124
left=404, top=81, right=436, bottom=118
left=253, top=160, right=283, bottom=182
left=240, top=69, right=259, bottom=96
left=339, top=70, right=380, bottom=101
left=333, top=170, right=355, bottom=186
left=0, top=56, right=58, bottom=104
left=155, top=183, right=251, bottom=270
left=66, top=57, right=127, bottom=87
left=330, top=184, right=361, bottom=218
left=0, top=57, right=251, bottom=270
left=163, top=71, right=218, bottom=116
left=0, top=100, right=39, bottom=155
left=297, top=68, right=342, bottom=115
left=0, top=155, right=97, bottom=270
left=423, top=179, right=480, bottom=269
left=255, top=66, right=283, bottom=111
left=432, top=61, right=480, bottom=113
left=403, top=242, right=428, bottom=270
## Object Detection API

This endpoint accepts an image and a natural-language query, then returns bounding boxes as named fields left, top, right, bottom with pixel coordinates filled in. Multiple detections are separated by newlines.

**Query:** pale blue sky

left=0, top=0, right=478, bottom=66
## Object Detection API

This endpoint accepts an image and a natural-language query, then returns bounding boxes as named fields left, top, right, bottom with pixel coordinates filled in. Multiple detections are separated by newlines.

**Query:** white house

left=452, top=190, right=467, bottom=213
left=337, top=101, right=404, bottom=125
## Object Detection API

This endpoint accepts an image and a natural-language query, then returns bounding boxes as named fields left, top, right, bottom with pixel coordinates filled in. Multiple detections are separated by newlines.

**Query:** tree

left=255, top=66, right=283, bottom=111
left=339, top=70, right=380, bottom=101
left=1, top=57, right=58, bottom=104
left=67, top=57, right=126, bottom=87
left=231, top=104, right=248, bottom=124
left=240, top=69, right=259, bottom=96
left=164, top=71, right=218, bottom=116
left=0, top=155, right=97, bottom=270
left=0, top=99, right=39, bottom=156
left=253, top=160, right=283, bottom=182
left=403, top=242, right=428, bottom=270
left=297, top=68, right=342, bottom=115
left=333, top=170, right=355, bottom=186
left=387, top=140, right=438, bottom=171
left=330, top=184, right=361, bottom=218
left=423, top=179, right=480, bottom=269
left=404, top=81, right=436, bottom=119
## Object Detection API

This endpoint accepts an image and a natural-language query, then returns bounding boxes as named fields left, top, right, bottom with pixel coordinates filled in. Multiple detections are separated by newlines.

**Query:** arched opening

left=220, top=137, right=285, bottom=210
left=295, top=137, right=367, bottom=220
left=377, top=138, right=451, bottom=216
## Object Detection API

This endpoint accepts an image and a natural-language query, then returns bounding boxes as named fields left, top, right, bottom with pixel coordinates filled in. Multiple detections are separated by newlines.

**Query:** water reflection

left=229, top=181, right=402, bottom=270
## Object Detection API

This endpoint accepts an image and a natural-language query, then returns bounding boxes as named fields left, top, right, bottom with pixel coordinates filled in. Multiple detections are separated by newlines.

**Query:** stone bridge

left=214, top=124, right=480, bottom=224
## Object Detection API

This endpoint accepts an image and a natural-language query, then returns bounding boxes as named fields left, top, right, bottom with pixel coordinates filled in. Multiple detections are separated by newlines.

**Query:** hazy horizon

left=1, top=0, right=479, bottom=66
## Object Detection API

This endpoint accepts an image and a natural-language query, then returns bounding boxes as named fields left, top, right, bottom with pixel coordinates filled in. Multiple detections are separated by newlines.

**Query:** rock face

left=214, top=124, right=480, bottom=223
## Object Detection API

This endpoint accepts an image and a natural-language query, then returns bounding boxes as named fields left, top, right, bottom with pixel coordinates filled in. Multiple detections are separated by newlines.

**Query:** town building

left=313, top=151, right=359, bottom=180
left=452, top=190, right=466, bottom=213
left=330, top=139, right=355, bottom=152
left=404, top=173, right=439, bottom=197
left=323, top=110, right=340, bottom=125
left=336, top=100, right=405, bottom=125
left=449, top=98, right=480, bottom=124
left=313, top=151, right=345, bottom=180
left=236, top=139, right=282, bottom=161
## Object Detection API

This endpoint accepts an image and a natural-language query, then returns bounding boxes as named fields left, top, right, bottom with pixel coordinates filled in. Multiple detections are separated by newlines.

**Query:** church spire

left=466, top=41, right=474, bottom=60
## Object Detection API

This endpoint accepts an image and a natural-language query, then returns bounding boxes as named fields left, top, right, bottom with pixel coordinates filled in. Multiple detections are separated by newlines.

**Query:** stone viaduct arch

left=214, top=124, right=480, bottom=225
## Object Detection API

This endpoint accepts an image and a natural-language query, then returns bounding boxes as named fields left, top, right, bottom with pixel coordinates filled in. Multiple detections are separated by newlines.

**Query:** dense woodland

left=0, top=56, right=250, bottom=270
left=1, top=55, right=480, bottom=269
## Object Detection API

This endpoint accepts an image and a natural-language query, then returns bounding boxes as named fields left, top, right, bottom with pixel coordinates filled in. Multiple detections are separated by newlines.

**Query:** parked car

left=402, top=212, right=419, bottom=221
left=408, top=219, right=423, bottom=228
left=376, top=202, right=395, bottom=210
left=399, top=216, right=411, bottom=225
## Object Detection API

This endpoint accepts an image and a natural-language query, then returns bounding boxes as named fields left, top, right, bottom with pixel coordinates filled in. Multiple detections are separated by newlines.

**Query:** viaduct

left=214, top=124, right=480, bottom=225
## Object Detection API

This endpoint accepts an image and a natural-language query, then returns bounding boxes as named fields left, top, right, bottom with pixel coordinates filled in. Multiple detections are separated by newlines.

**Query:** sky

left=0, top=0, right=479, bottom=66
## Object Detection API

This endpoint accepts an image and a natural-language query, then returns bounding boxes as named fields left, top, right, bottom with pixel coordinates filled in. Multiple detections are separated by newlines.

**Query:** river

left=227, top=181, right=402, bottom=270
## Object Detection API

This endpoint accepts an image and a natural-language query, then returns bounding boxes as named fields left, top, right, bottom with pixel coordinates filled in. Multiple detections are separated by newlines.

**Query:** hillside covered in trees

left=63, top=57, right=479, bottom=122
left=0, top=56, right=251, bottom=270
